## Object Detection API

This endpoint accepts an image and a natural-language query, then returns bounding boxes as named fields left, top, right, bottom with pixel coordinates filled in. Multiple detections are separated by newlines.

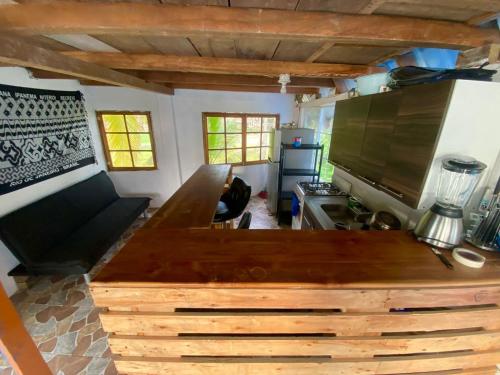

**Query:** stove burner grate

left=299, top=182, right=347, bottom=196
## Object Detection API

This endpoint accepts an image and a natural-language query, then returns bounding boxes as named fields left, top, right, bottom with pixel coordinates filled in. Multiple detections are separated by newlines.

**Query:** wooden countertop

left=144, top=164, right=231, bottom=229
left=92, top=229, right=500, bottom=288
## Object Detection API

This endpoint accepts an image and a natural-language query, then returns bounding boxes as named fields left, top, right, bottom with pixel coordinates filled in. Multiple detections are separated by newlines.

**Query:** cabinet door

left=381, top=81, right=453, bottom=208
left=329, top=96, right=371, bottom=173
left=358, top=91, right=402, bottom=183
left=328, top=99, right=349, bottom=168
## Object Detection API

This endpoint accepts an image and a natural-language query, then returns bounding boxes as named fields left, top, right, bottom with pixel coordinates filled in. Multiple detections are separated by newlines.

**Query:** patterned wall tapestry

left=0, top=84, right=96, bottom=195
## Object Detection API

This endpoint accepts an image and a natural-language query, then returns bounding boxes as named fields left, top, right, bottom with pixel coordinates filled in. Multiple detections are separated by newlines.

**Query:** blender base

left=414, top=206, right=463, bottom=249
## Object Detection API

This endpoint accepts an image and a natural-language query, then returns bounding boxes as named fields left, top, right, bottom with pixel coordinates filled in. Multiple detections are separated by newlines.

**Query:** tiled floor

left=0, top=197, right=280, bottom=375
left=234, top=195, right=284, bottom=229
left=0, top=211, right=153, bottom=375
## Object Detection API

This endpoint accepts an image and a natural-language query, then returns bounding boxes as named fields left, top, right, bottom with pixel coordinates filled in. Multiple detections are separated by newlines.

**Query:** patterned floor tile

left=4, top=201, right=279, bottom=374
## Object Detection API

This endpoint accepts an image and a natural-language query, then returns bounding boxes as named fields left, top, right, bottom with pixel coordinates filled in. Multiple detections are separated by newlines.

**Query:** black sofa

left=0, top=171, right=150, bottom=275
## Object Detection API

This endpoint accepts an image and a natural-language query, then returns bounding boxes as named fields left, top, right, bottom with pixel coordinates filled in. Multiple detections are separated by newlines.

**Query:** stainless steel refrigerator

left=266, top=128, right=315, bottom=214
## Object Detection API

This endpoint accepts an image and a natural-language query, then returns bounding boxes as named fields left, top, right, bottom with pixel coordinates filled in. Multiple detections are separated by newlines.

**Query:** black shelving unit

left=277, top=143, right=324, bottom=225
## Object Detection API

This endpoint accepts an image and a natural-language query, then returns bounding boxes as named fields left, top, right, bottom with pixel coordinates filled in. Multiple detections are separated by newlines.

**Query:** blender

left=415, top=157, right=487, bottom=249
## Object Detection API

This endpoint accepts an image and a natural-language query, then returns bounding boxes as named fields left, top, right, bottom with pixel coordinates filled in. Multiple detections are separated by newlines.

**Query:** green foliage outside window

left=204, top=113, right=278, bottom=165
left=302, top=106, right=335, bottom=182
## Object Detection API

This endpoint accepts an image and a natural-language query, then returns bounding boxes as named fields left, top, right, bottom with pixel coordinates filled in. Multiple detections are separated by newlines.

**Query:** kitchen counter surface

left=91, top=229, right=500, bottom=374
left=91, top=229, right=500, bottom=288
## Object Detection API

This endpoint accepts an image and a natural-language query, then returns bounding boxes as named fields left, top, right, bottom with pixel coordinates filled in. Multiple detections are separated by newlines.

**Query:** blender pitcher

left=415, top=157, right=486, bottom=249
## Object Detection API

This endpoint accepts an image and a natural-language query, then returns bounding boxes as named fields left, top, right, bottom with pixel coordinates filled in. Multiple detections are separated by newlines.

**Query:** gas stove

left=297, top=182, right=348, bottom=197
left=292, top=181, right=348, bottom=230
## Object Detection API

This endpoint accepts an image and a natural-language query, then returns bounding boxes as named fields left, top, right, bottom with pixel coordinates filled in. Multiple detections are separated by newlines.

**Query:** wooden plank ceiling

left=0, top=0, right=498, bottom=94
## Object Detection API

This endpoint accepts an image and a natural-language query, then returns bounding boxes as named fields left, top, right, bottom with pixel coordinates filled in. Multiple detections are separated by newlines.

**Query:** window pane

left=106, top=133, right=130, bottom=150
left=246, top=147, right=260, bottom=162
left=247, top=117, right=261, bottom=132
left=319, top=107, right=334, bottom=134
left=207, top=116, right=224, bottom=133
left=102, top=114, right=126, bottom=132
left=208, top=150, right=226, bottom=164
left=129, top=133, right=152, bottom=150
left=262, top=117, right=276, bottom=132
left=125, top=115, right=149, bottom=132
left=110, top=151, right=133, bottom=167
left=132, top=151, right=154, bottom=167
left=261, top=133, right=270, bottom=147
left=226, top=117, right=242, bottom=133
left=226, top=134, right=242, bottom=148
left=227, top=149, right=242, bottom=163
left=320, top=132, right=331, bottom=150
left=247, top=133, right=260, bottom=147
left=208, top=134, right=225, bottom=149
left=320, top=160, right=334, bottom=182
left=261, top=147, right=270, bottom=161
left=302, top=107, right=322, bottom=133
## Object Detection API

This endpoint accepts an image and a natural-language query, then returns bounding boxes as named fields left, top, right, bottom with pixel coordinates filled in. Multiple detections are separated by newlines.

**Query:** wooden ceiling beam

left=467, top=12, right=500, bottom=26
left=457, top=44, right=500, bottom=68
left=0, top=3, right=498, bottom=49
left=305, top=42, right=335, bottom=63
left=62, top=52, right=382, bottom=78
left=0, top=34, right=173, bottom=95
left=172, top=84, right=319, bottom=94
left=134, top=71, right=335, bottom=87
left=30, top=69, right=335, bottom=87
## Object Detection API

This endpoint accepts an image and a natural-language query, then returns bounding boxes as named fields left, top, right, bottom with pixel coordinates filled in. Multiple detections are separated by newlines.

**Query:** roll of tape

left=452, top=248, right=486, bottom=268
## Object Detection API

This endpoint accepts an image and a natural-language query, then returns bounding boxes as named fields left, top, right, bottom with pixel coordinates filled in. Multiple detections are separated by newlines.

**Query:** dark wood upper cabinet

left=329, top=95, right=370, bottom=173
left=381, top=81, right=453, bottom=207
left=329, top=81, right=454, bottom=208
left=328, top=99, right=348, bottom=168
left=359, top=90, right=402, bottom=183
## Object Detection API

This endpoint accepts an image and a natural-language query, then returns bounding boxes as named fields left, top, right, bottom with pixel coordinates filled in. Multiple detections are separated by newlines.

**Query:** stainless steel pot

left=369, top=211, right=401, bottom=230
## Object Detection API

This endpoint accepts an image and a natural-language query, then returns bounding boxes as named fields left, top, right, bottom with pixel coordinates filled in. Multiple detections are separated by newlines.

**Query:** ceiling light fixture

left=278, top=73, right=291, bottom=94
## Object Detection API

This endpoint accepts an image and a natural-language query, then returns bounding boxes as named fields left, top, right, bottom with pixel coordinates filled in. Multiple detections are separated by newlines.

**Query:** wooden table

left=91, top=230, right=500, bottom=374
left=144, top=164, right=231, bottom=229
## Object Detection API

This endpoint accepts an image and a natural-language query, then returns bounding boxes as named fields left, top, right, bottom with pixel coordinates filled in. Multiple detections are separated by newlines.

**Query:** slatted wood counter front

left=90, top=230, right=500, bottom=374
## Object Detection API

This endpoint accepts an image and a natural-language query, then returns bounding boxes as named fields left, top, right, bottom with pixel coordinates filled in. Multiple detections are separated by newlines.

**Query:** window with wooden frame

left=203, top=113, right=279, bottom=166
left=96, top=111, right=157, bottom=171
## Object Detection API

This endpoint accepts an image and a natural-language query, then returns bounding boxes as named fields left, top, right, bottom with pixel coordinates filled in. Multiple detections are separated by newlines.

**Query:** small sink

left=320, top=202, right=371, bottom=230
left=321, top=204, right=354, bottom=219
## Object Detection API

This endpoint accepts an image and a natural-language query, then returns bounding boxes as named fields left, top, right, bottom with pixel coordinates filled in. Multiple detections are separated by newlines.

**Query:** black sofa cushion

left=0, top=171, right=150, bottom=274
left=30, top=198, right=150, bottom=274
left=58, top=170, right=120, bottom=222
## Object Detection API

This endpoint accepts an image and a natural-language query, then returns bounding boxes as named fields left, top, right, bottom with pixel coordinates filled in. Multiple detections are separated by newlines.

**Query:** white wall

left=0, top=68, right=104, bottom=296
left=172, top=89, right=295, bottom=194
left=83, top=87, right=181, bottom=206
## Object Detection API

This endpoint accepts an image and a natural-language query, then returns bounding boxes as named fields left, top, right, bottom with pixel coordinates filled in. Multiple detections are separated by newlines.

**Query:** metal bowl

left=369, top=211, right=401, bottom=230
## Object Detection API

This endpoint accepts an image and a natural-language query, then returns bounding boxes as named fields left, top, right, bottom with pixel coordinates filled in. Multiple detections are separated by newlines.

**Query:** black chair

left=213, top=177, right=251, bottom=224
left=237, top=212, right=252, bottom=229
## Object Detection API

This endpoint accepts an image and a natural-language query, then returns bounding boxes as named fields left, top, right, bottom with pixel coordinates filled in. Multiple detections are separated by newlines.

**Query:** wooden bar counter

left=90, top=230, right=500, bottom=374
left=144, top=164, right=231, bottom=229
